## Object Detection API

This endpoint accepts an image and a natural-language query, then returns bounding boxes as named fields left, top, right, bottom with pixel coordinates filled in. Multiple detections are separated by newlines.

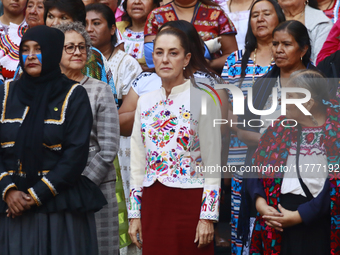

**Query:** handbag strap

left=296, top=125, right=314, bottom=201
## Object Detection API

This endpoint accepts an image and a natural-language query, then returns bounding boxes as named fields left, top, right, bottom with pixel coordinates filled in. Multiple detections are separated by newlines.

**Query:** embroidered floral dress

left=128, top=80, right=222, bottom=220
left=117, top=22, right=145, bottom=65
left=250, top=102, right=340, bottom=254
left=145, top=2, right=236, bottom=41
left=0, top=21, right=28, bottom=81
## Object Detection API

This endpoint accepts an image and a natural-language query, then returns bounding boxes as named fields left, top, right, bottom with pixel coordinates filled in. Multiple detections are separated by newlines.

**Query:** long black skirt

left=0, top=211, right=98, bottom=255
left=280, top=193, right=330, bottom=255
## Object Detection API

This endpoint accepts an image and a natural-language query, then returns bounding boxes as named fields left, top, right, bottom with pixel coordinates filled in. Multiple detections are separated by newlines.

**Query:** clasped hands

left=256, top=196, right=302, bottom=232
left=4, top=189, right=36, bottom=218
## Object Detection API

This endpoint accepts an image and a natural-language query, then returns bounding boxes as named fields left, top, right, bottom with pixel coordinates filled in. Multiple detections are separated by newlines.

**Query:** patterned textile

left=114, top=158, right=131, bottom=249
left=117, top=21, right=145, bottom=65
left=105, top=49, right=142, bottom=103
left=221, top=50, right=274, bottom=166
left=231, top=174, right=243, bottom=255
left=129, top=80, right=221, bottom=221
left=281, top=126, right=328, bottom=197
left=323, top=0, right=340, bottom=23
left=80, top=47, right=117, bottom=99
left=249, top=100, right=340, bottom=255
left=80, top=77, right=120, bottom=255
left=0, top=21, right=28, bottom=80
left=144, top=2, right=236, bottom=40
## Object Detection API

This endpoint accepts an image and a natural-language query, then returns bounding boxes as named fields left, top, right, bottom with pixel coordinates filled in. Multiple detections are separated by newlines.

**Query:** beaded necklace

left=252, top=48, right=274, bottom=84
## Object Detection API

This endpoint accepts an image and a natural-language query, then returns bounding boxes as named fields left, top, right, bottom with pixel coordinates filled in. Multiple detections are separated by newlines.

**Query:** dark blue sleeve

left=297, top=179, right=330, bottom=226
left=247, top=177, right=266, bottom=203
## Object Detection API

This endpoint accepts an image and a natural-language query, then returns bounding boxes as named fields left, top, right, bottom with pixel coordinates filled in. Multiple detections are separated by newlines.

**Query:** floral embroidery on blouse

left=165, top=12, right=176, bottom=21
left=145, top=2, right=236, bottom=41
left=129, top=81, right=221, bottom=221
left=121, top=28, right=144, bottom=60
left=129, top=187, right=143, bottom=218
left=200, top=187, right=221, bottom=220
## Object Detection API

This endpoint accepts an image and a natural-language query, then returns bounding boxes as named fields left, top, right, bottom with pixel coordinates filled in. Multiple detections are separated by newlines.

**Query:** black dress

left=0, top=80, right=106, bottom=255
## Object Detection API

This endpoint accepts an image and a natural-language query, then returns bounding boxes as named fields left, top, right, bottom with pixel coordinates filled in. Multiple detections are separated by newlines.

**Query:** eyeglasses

left=64, top=43, right=88, bottom=54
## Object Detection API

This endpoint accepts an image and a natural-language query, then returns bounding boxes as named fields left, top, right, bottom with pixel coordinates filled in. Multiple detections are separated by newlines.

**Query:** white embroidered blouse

left=128, top=80, right=222, bottom=221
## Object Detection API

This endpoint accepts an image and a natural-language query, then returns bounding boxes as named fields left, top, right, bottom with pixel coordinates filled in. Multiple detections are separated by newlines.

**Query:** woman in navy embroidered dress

left=0, top=25, right=106, bottom=255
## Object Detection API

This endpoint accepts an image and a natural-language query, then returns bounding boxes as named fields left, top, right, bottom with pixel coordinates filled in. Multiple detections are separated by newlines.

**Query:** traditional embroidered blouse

left=144, top=2, right=236, bottom=40
left=323, top=0, right=340, bottom=23
left=281, top=126, right=328, bottom=197
left=105, top=49, right=142, bottom=105
left=0, top=21, right=28, bottom=81
left=129, top=80, right=222, bottom=221
left=117, top=21, right=145, bottom=65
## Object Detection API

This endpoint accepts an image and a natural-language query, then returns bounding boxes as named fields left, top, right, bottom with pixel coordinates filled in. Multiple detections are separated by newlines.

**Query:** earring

left=301, top=57, right=303, bottom=61
left=305, top=0, right=309, bottom=5
left=310, top=115, right=318, bottom=126
left=183, top=67, right=186, bottom=70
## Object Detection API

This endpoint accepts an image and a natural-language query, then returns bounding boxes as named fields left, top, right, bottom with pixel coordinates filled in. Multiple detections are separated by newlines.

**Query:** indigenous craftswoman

left=221, top=1, right=284, bottom=253
left=144, top=0, right=238, bottom=72
left=44, top=0, right=114, bottom=91
left=277, top=0, right=332, bottom=63
left=250, top=69, right=340, bottom=255
left=116, top=0, right=160, bottom=68
left=128, top=27, right=222, bottom=254
left=0, top=25, right=106, bottom=254
left=57, top=22, right=120, bottom=255
left=238, top=20, right=317, bottom=154
left=85, top=3, right=142, bottom=105
left=236, top=20, right=317, bottom=253
left=26, top=0, right=45, bottom=28
left=0, top=0, right=28, bottom=81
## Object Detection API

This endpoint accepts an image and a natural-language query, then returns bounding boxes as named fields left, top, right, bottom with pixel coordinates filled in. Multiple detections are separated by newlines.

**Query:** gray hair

left=288, top=69, right=330, bottom=105
left=54, top=21, right=92, bottom=61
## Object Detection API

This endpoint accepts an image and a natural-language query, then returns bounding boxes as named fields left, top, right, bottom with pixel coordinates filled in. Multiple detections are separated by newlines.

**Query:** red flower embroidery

left=133, top=48, right=139, bottom=53
left=305, top=133, right=315, bottom=144
left=127, top=33, right=132, bottom=37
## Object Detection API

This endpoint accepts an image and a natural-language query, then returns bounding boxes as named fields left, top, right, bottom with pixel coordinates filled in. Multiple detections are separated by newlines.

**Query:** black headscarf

left=14, top=25, right=75, bottom=186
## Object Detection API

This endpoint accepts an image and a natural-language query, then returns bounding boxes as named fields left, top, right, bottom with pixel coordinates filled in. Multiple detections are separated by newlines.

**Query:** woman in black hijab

left=0, top=25, right=106, bottom=255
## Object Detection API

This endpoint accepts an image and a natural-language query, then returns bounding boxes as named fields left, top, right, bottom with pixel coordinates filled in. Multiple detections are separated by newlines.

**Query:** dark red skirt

left=141, top=181, right=214, bottom=255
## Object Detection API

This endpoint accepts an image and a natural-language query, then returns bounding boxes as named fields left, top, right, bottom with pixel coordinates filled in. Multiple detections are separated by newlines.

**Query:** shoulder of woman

left=150, top=3, right=172, bottom=14
left=305, top=5, right=333, bottom=28
left=116, top=21, right=130, bottom=34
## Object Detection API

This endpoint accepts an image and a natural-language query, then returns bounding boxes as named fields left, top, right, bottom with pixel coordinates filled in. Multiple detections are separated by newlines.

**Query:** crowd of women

left=0, top=0, right=339, bottom=254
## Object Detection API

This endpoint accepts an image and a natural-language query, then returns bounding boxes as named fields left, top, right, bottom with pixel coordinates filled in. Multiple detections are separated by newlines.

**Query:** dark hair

left=44, top=0, right=86, bottom=26
left=86, top=3, right=117, bottom=48
left=288, top=69, right=330, bottom=105
left=154, top=27, right=193, bottom=79
left=159, top=20, right=221, bottom=82
left=239, top=0, right=285, bottom=87
left=307, top=0, right=319, bottom=9
left=122, top=0, right=161, bottom=25
left=273, top=20, right=311, bottom=67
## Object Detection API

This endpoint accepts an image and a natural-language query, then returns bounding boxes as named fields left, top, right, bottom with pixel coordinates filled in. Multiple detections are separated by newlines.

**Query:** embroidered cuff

left=2, top=183, right=17, bottom=201
left=128, top=187, right=143, bottom=219
left=200, top=186, right=221, bottom=221
left=0, top=172, right=9, bottom=181
left=28, top=188, right=42, bottom=206
left=41, top=176, right=58, bottom=196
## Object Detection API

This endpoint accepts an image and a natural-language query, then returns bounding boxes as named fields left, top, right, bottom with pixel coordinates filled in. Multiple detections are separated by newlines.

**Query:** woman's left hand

left=194, top=219, right=214, bottom=248
left=6, top=193, right=35, bottom=218
left=262, top=204, right=302, bottom=232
